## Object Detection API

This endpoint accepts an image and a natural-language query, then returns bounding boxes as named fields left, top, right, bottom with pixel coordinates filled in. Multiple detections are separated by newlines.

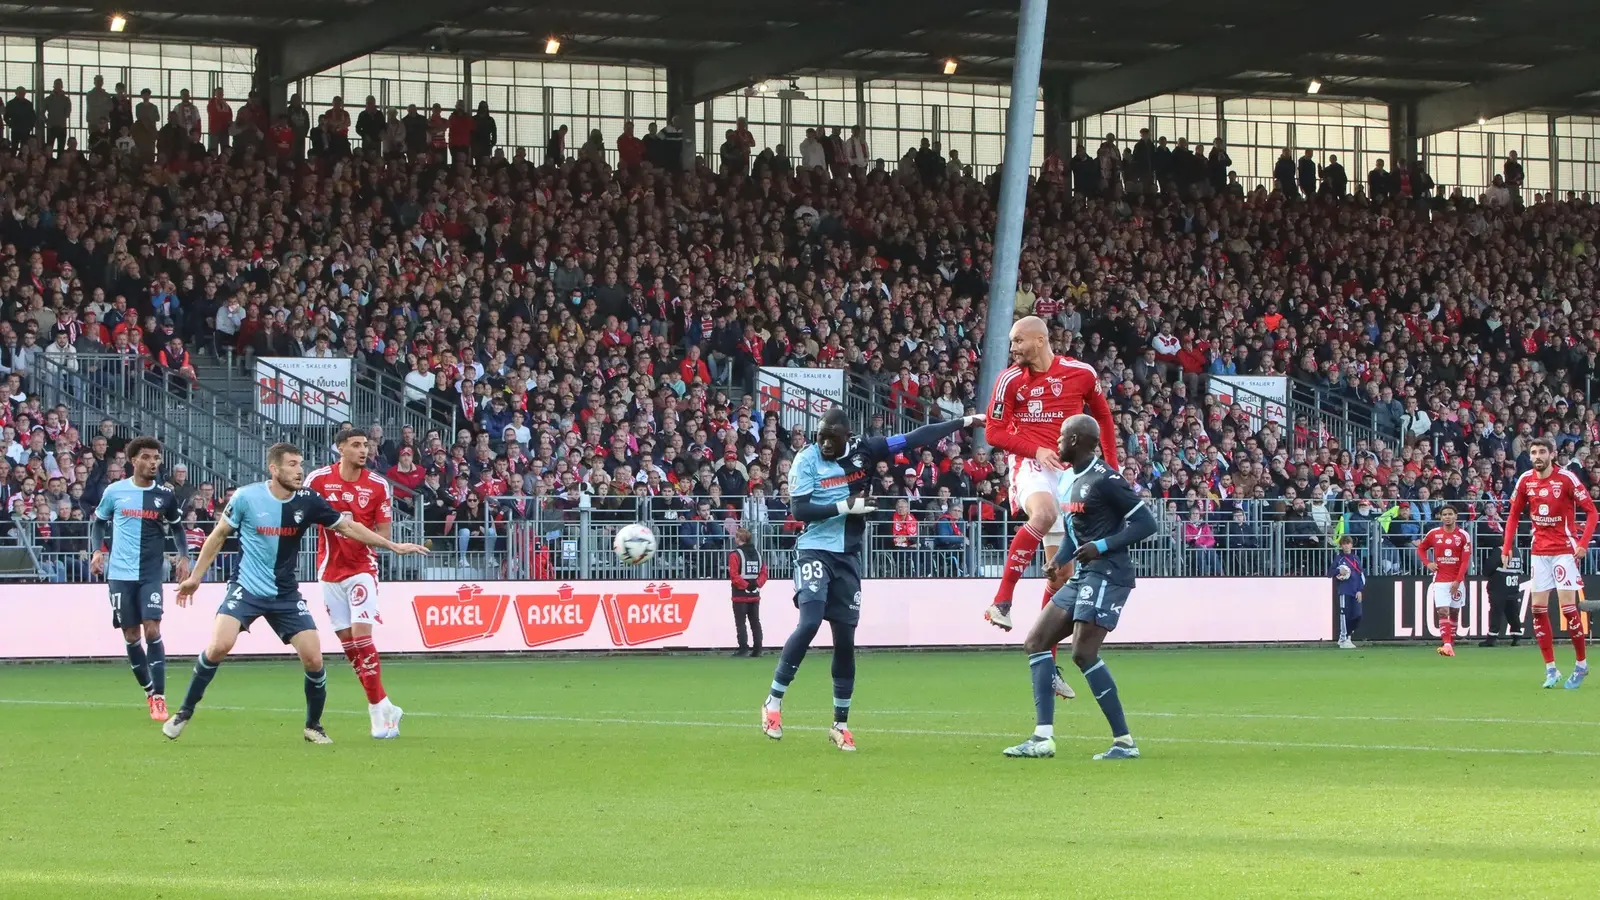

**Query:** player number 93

left=794, top=560, right=824, bottom=592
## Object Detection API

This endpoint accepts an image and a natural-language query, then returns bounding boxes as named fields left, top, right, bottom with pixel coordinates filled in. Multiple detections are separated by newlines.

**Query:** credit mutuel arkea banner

left=757, top=366, right=844, bottom=430
left=0, top=578, right=1331, bottom=659
left=254, top=357, right=352, bottom=426
left=1207, top=374, right=1288, bottom=430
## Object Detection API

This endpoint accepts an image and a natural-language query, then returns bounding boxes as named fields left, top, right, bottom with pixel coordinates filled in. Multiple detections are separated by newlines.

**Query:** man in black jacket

left=1297, top=149, right=1317, bottom=199
left=5, top=87, right=35, bottom=147
left=356, top=95, right=384, bottom=155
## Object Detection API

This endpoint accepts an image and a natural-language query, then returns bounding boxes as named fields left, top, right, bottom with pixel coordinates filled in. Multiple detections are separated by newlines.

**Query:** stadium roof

left=8, top=0, right=1600, bottom=130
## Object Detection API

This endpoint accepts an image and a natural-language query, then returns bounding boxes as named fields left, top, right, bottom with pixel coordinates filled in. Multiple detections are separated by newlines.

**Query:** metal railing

left=19, top=493, right=1571, bottom=584
left=34, top=352, right=275, bottom=488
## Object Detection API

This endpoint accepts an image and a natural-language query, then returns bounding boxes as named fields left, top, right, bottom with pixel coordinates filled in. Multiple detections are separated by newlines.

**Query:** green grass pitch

left=2, top=646, right=1597, bottom=898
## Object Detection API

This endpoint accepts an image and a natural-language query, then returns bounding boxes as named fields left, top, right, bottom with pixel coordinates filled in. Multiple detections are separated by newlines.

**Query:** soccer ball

left=614, top=523, right=657, bottom=565
left=1336, top=565, right=1351, bottom=581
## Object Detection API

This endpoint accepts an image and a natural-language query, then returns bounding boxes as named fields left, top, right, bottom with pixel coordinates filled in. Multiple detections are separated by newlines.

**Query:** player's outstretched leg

left=1531, top=597, right=1561, bottom=687
left=828, top=621, right=856, bottom=752
left=1563, top=600, right=1588, bottom=690
left=763, top=599, right=823, bottom=740
left=1003, top=598, right=1075, bottom=759
left=165, top=615, right=241, bottom=740
left=1072, top=622, right=1137, bottom=761
left=987, top=523, right=1045, bottom=630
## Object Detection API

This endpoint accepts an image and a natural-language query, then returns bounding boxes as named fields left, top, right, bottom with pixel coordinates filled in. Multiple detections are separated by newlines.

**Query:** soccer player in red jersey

left=307, top=427, right=403, bottom=737
left=1501, top=436, right=1598, bottom=689
left=982, top=317, right=1118, bottom=687
left=1417, top=505, right=1471, bottom=657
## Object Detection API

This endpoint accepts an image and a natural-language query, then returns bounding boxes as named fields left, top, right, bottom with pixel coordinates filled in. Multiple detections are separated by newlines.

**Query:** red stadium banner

left=0, top=578, right=1332, bottom=659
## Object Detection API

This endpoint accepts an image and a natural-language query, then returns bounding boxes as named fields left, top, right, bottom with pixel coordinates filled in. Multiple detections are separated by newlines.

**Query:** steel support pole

left=976, top=0, right=1048, bottom=427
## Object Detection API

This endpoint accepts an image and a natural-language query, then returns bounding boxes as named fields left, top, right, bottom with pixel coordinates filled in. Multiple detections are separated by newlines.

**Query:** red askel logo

left=412, top=585, right=512, bottom=648
left=603, top=583, right=699, bottom=646
left=516, top=584, right=601, bottom=647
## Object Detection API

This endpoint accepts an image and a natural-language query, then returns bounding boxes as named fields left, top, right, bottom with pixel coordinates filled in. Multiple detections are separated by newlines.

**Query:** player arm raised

left=328, top=516, right=425, bottom=555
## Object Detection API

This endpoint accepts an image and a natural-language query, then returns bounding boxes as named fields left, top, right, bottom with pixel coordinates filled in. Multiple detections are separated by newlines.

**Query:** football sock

left=995, top=524, right=1044, bottom=605
left=1440, top=616, right=1456, bottom=646
left=1563, top=607, right=1587, bottom=664
left=146, top=636, right=166, bottom=695
left=1533, top=608, right=1557, bottom=665
left=830, top=622, right=856, bottom=724
left=125, top=639, right=152, bottom=696
left=342, top=637, right=387, bottom=704
left=304, top=667, right=328, bottom=728
left=180, top=652, right=220, bottom=715
left=1078, top=657, right=1130, bottom=739
left=1029, top=651, right=1055, bottom=734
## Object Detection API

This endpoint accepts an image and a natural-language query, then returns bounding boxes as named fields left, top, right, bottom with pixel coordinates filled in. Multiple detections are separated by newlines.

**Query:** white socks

left=1033, top=725, right=1053, bottom=739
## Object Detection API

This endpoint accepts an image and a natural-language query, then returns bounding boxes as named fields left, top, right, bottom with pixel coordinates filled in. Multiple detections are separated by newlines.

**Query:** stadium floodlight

left=544, top=36, right=561, bottom=55
left=1306, top=78, right=1322, bottom=95
left=943, top=58, right=958, bottom=76
left=1478, top=116, right=1487, bottom=125
left=109, top=13, right=127, bottom=32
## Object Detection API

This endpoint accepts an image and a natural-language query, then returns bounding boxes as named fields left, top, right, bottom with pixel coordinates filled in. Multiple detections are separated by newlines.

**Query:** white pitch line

left=3, top=697, right=1599, bottom=758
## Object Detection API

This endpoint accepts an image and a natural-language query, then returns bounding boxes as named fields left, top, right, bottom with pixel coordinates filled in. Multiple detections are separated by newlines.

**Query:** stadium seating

left=4, top=102, right=1593, bottom=582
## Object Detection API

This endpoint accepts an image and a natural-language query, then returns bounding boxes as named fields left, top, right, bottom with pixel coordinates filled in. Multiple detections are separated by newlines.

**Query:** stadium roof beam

left=685, top=0, right=977, bottom=103
left=1068, top=0, right=1474, bottom=119
left=273, top=0, right=498, bottom=85
left=1414, top=54, right=1600, bottom=135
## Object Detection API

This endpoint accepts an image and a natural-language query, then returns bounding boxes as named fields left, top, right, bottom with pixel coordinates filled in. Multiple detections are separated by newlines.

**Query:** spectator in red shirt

left=679, top=345, right=710, bottom=385
left=447, top=101, right=473, bottom=166
left=206, top=88, right=232, bottom=154
left=617, top=120, right=644, bottom=169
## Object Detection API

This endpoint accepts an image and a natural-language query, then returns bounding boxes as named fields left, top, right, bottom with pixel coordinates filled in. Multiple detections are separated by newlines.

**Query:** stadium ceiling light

left=1306, top=78, right=1322, bottom=95
left=943, top=57, right=958, bottom=76
left=544, top=36, right=561, bottom=55
left=1477, top=115, right=1488, bottom=125
left=108, top=12, right=127, bottom=32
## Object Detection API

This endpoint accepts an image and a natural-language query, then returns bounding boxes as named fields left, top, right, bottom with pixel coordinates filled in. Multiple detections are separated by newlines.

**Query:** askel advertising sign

left=0, top=578, right=1331, bottom=659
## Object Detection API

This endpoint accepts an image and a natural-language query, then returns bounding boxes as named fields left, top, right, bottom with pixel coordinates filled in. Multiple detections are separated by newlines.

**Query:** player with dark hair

left=1502, top=435, right=1597, bottom=689
left=1417, top=505, right=1471, bottom=657
left=762, top=406, right=981, bottom=751
left=163, top=442, right=426, bottom=743
left=90, top=436, right=191, bottom=722
left=307, top=427, right=403, bottom=738
left=1003, top=414, right=1157, bottom=761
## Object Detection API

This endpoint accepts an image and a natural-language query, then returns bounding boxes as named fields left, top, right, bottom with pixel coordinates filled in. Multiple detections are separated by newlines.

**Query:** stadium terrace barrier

left=0, top=578, right=1332, bottom=659
left=1347, top=575, right=1597, bottom=643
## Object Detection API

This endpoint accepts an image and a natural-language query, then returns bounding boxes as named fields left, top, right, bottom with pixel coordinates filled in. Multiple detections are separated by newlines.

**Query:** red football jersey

left=985, top=355, right=1118, bottom=468
left=1502, top=467, right=1598, bottom=557
left=1417, top=526, right=1471, bottom=583
left=307, top=465, right=393, bottom=581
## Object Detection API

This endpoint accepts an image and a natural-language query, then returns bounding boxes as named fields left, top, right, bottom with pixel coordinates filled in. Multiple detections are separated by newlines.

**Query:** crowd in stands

left=1, top=76, right=1598, bottom=578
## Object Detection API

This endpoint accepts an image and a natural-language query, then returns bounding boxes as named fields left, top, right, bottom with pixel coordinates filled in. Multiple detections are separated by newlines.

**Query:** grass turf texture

left=1, top=647, right=1597, bottom=899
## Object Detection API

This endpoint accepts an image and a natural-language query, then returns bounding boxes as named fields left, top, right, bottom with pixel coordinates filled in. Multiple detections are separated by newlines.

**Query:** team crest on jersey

left=1079, top=584, right=1094, bottom=600
left=293, top=510, right=305, bottom=525
left=1050, top=381, right=1063, bottom=397
left=357, top=492, right=371, bottom=508
left=1552, top=484, right=1563, bottom=498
